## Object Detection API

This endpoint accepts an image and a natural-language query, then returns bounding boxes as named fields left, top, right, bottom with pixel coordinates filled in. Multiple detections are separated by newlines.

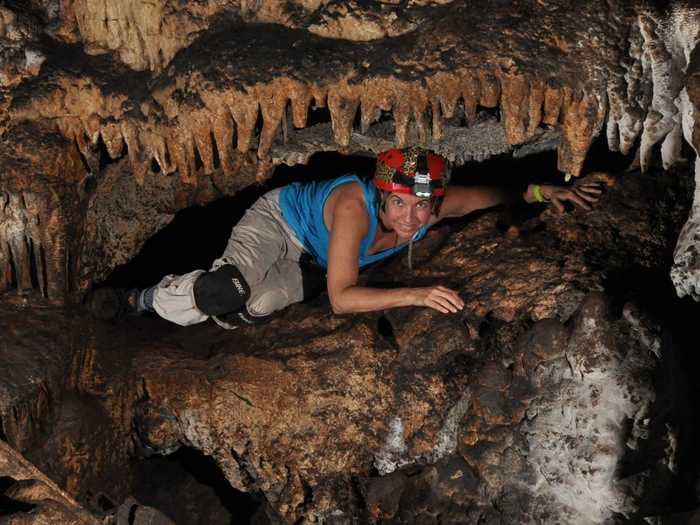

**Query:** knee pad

left=193, top=264, right=251, bottom=316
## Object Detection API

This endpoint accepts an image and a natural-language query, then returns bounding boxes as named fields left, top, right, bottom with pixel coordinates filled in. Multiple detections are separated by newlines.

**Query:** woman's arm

left=326, top=195, right=464, bottom=315
left=436, top=181, right=602, bottom=221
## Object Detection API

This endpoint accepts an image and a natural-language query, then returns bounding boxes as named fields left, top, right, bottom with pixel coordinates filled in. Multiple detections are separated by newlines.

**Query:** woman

left=89, top=147, right=600, bottom=328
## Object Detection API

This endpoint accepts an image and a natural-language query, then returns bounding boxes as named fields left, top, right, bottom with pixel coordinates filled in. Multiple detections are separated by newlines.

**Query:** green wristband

left=533, top=185, right=546, bottom=203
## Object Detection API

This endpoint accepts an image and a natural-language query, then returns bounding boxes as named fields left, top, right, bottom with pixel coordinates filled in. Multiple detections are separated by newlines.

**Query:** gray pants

left=151, top=188, right=308, bottom=329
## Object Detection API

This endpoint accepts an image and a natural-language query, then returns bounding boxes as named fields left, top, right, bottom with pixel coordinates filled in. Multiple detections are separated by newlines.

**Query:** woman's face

left=380, top=192, right=433, bottom=240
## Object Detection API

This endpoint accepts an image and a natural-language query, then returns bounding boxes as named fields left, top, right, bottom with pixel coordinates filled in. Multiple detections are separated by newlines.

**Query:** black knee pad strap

left=193, top=264, right=251, bottom=316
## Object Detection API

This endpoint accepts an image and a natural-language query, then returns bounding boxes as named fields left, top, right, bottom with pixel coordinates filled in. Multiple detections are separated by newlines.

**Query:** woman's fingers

left=564, top=191, right=592, bottom=210
left=576, top=189, right=600, bottom=203
left=577, top=184, right=603, bottom=194
left=429, top=287, right=464, bottom=313
left=551, top=197, right=566, bottom=214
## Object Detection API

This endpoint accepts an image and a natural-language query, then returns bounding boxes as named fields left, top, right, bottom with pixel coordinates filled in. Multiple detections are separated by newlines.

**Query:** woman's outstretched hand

left=538, top=181, right=603, bottom=213
left=410, top=285, right=464, bottom=314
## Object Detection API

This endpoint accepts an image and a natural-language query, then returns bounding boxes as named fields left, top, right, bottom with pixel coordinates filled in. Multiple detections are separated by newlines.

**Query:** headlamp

left=413, top=172, right=432, bottom=198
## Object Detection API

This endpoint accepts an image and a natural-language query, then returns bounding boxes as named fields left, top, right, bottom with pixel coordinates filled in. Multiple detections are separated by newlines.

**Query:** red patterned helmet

left=373, top=147, right=447, bottom=198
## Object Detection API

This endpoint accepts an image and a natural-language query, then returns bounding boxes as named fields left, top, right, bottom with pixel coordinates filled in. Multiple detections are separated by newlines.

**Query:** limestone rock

left=0, top=170, right=688, bottom=523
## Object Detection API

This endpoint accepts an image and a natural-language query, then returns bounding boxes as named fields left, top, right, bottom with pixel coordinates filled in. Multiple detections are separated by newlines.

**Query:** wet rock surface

left=0, top=170, right=693, bottom=523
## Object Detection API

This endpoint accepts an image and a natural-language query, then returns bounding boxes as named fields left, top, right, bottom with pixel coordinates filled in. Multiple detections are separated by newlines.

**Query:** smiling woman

left=89, top=147, right=601, bottom=324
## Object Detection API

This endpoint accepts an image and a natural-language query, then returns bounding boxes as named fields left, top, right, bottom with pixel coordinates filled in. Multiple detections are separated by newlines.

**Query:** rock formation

left=1, top=170, right=694, bottom=522
left=1, top=0, right=700, bottom=523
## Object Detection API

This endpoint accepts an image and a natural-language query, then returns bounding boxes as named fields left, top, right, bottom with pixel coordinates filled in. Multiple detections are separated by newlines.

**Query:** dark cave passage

left=131, top=447, right=263, bottom=525
left=98, top=132, right=633, bottom=292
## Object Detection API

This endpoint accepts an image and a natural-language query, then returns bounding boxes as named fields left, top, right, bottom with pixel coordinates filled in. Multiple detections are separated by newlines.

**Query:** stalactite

left=258, top=82, right=289, bottom=159
left=212, top=109, right=235, bottom=177
left=501, top=74, right=529, bottom=145
left=146, top=128, right=172, bottom=175
left=428, top=73, right=462, bottom=120
left=0, top=240, right=11, bottom=292
left=426, top=73, right=462, bottom=142
left=462, top=73, right=480, bottom=124
left=411, top=89, right=430, bottom=145
left=184, top=128, right=199, bottom=184
left=100, top=121, right=124, bottom=159
left=558, top=91, right=607, bottom=179
left=288, top=82, right=312, bottom=129
left=32, top=238, right=45, bottom=297
left=616, top=19, right=648, bottom=155
left=638, top=13, right=681, bottom=172
left=0, top=190, right=12, bottom=291
left=360, top=98, right=379, bottom=134
left=606, top=82, right=623, bottom=152
left=120, top=120, right=148, bottom=184
left=85, top=113, right=101, bottom=146
left=8, top=236, right=31, bottom=291
left=42, top=202, right=67, bottom=303
left=166, top=127, right=191, bottom=184
left=661, top=121, right=684, bottom=170
left=393, top=97, right=411, bottom=148
left=431, top=99, right=443, bottom=142
left=327, top=85, right=360, bottom=147
left=188, top=109, right=215, bottom=174
left=526, top=79, right=545, bottom=136
left=477, top=69, right=501, bottom=108
left=23, top=192, right=45, bottom=297
left=229, top=93, right=260, bottom=155
left=543, top=84, right=564, bottom=127
left=360, top=78, right=392, bottom=134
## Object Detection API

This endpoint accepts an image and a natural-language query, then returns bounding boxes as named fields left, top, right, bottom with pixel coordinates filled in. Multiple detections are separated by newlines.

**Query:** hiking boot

left=86, top=287, right=140, bottom=320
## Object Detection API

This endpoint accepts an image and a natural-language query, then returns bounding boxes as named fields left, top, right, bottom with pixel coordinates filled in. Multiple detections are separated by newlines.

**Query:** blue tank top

left=279, top=175, right=428, bottom=268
